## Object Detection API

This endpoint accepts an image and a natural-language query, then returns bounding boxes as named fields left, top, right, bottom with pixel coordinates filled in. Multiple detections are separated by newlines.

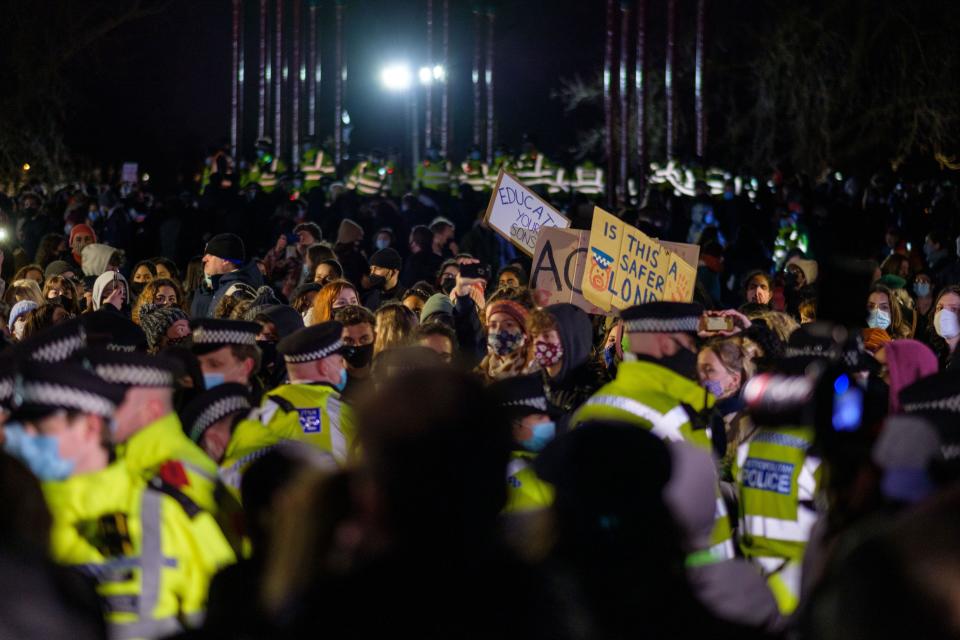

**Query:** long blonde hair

left=373, top=302, right=418, bottom=357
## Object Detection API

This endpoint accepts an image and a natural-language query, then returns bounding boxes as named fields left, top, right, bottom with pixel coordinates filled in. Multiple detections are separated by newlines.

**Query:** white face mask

left=935, top=308, right=960, bottom=339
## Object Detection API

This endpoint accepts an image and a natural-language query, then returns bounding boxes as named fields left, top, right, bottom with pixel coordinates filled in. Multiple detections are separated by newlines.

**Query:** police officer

left=572, top=302, right=734, bottom=559
left=190, top=318, right=263, bottom=398
left=455, top=144, right=489, bottom=193
left=416, top=147, right=452, bottom=193
left=241, top=137, right=286, bottom=193
left=78, top=349, right=221, bottom=515
left=346, top=150, right=389, bottom=196
left=489, top=374, right=556, bottom=513
left=4, top=361, right=235, bottom=639
left=220, top=321, right=355, bottom=495
left=733, top=327, right=826, bottom=615
left=179, top=383, right=252, bottom=464
left=301, top=137, right=337, bottom=193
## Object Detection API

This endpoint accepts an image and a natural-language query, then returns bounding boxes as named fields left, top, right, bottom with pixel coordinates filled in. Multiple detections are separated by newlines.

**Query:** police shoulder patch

left=298, top=408, right=323, bottom=434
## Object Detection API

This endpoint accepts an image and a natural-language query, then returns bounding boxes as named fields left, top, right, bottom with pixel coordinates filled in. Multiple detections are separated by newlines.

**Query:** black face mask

left=257, top=340, right=280, bottom=370
left=130, top=282, right=146, bottom=298
left=783, top=270, right=799, bottom=291
left=367, top=274, right=387, bottom=290
left=342, top=343, right=374, bottom=369
left=440, top=276, right=456, bottom=295
left=660, top=345, right=699, bottom=381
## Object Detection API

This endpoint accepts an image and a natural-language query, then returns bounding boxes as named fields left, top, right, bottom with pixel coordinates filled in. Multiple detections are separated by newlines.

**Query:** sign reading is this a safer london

left=483, top=169, right=571, bottom=256
left=582, top=206, right=696, bottom=312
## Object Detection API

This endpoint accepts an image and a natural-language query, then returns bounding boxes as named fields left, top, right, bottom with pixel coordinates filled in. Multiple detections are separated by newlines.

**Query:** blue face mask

left=3, top=424, right=75, bottom=481
left=914, top=282, right=931, bottom=297
left=867, top=309, right=891, bottom=330
left=375, top=238, right=390, bottom=251
left=522, top=421, right=556, bottom=453
left=603, top=344, right=617, bottom=370
left=203, top=372, right=226, bottom=389
left=335, top=368, right=348, bottom=392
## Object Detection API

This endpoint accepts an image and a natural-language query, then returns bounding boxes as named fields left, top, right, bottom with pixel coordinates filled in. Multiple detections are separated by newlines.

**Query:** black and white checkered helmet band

left=192, top=326, right=258, bottom=347
left=106, top=343, right=138, bottom=353
left=624, top=316, right=700, bottom=333
left=20, top=381, right=116, bottom=417
left=784, top=345, right=838, bottom=360
left=504, top=397, right=548, bottom=412
left=189, top=396, right=251, bottom=442
left=903, top=395, right=960, bottom=415
left=29, top=333, right=85, bottom=363
left=283, top=339, right=344, bottom=363
left=93, top=363, right=174, bottom=388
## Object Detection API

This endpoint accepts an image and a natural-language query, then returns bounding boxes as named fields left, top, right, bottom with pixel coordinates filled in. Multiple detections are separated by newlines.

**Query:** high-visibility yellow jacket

left=44, top=462, right=236, bottom=640
left=504, top=450, right=553, bottom=513
left=220, top=382, right=355, bottom=499
left=572, top=359, right=735, bottom=559
left=117, top=413, right=220, bottom=516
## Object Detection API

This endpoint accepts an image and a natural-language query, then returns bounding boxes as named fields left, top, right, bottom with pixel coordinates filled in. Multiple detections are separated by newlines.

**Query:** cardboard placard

left=581, top=207, right=697, bottom=311
left=658, top=240, right=700, bottom=270
left=483, top=169, right=570, bottom=256
left=121, top=162, right=139, bottom=184
left=530, top=227, right=610, bottom=315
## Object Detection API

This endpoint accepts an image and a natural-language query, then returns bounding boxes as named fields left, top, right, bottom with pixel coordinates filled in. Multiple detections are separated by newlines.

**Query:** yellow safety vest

left=504, top=450, right=554, bottom=513
left=220, top=382, right=355, bottom=498
left=44, top=462, right=235, bottom=640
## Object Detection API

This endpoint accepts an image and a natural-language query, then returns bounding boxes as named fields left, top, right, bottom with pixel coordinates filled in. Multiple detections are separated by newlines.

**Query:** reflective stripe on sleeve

left=327, top=398, right=347, bottom=464
left=582, top=395, right=689, bottom=442
left=742, top=507, right=818, bottom=543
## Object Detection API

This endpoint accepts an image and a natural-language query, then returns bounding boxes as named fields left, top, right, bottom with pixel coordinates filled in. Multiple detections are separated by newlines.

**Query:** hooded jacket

left=80, top=243, right=118, bottom=277
left=190, top=261, right=265, bottom=318
left=91, top=271, right=131, bottom=311
left=540, top=303, right=606, bottom=417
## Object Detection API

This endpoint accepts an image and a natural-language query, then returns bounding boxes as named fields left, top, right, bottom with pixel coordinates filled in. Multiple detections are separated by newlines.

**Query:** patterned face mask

left=487, top=329, right=525, bottom=356
left=534, top=340, right=564, bottom=368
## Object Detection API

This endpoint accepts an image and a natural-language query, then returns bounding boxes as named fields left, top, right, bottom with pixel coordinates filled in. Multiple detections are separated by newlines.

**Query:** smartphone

left=704, top=316, right=735, bottom=332
left=460, top=263, right=490, bottom=280
left=286, top=233, right=298, bottom=244
left=831, top=374, right=863, bottom=432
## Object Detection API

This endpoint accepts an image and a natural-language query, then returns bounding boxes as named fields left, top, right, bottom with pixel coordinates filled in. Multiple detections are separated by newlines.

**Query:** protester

left=476, top=298, right=537, bottom=383
left=310, top=279, right=360, bottom=325
left=372, top=301, right=418, bottom=358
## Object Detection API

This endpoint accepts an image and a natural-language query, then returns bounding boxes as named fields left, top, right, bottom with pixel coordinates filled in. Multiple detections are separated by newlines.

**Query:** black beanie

left=205, top=233, right=245, bottom=263
left=370, top=248, right=402, bottom=271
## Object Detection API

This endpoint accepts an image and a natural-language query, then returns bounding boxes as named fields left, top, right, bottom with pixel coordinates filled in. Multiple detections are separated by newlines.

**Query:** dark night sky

left=63, top=0, right=617, bottom=181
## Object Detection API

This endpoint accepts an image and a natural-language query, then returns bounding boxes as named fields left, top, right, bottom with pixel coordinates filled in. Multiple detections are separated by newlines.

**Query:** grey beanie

left=138, top=303, right=189, bottom=351
left=420, top=293, right=454, bottom=323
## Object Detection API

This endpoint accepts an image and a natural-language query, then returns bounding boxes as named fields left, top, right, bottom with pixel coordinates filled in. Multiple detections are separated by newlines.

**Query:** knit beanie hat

left=139, top=303, right=189, bottom=351
left=44, top=260, right=74, bottom=279
left=204, top=233, right=245, bottom=264
left=369, top=248, right=402, bottom=271
left=421, top=293, right=454, bottom=323
left=336, top=219, right=364, bottom=245
left=485, top=300, right=529, bottom=331
left=9, top=300, right=39, bottom=328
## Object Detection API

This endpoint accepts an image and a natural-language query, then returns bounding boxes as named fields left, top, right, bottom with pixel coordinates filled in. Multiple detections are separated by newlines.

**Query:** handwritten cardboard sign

left=483, top=169, right=571, bottom=256
left=530, top=227, right=609, bottom=315
left=659, top=240, right=700, bottom=271
left=581, top=207, right=697, bottom=312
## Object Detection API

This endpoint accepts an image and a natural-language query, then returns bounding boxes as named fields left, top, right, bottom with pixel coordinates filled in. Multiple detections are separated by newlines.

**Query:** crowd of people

left=1, top=164, right=960, bottom=639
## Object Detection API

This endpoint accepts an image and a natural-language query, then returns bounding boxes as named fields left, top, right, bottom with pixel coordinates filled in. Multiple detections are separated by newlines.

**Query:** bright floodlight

left=432, top=65, right=445, bottom=81
left=381, top=64, right=412, bottom=91
left=418, top=66, right=432, bottom=85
